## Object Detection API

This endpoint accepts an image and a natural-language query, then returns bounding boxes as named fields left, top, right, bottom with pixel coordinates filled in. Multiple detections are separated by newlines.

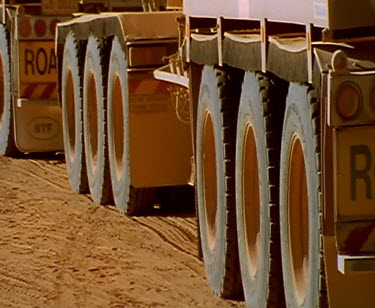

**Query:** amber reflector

left=336, top=83, right=361, bottom=120
left=34, top=19, right=47, bottom=37
left=19, top=18, right=32, bottom=38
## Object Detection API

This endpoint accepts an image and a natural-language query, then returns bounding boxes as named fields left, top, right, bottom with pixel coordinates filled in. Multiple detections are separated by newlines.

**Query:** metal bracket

left=186, top=15, right=190, bottom=63
left=307, top=23, right=313, bottom=84
left=217, top=16, right=223, bottom=67
left=2, top=1, right=5, bottom=24
left=261, top=18, right=267, bottom=73
left=338, top=255, right=375, bottom=274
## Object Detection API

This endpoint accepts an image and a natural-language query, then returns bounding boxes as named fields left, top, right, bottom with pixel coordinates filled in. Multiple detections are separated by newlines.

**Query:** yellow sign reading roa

left=41, top=0, right=78, bottom=15
left=19, top=42, right=57, bottom=84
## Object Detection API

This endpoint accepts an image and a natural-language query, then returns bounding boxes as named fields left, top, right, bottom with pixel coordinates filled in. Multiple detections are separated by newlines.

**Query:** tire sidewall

left=280, top=83, right=320, bottom=308
left=107, top=37, right=131, bottom=213
left=0, top=26, right=12, bottom=154
left=235, top=72, right=269, bottom=306
left=83, top=36, right=107, bottom=203
left=196, top=66, right=227, bottom=293
left=61, top=32, right=85, bottom=192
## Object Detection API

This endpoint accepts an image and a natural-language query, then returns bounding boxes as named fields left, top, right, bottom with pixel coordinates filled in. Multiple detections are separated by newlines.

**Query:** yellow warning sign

left=19, top=42, right=57, bottom=84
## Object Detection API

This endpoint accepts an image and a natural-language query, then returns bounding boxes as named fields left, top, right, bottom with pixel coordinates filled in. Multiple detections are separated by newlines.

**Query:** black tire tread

left=98, top=38, right=113, bottom=205
left=97, top=37, right=113, bottom=205
left=307, top=86, right=328, bottom=308
left=214, top=66, right=244, bottom=298
left=0, top=25, right=20, bottom=157
left=76, top=41, right=89, bottom=194
left=257, top=73, right=288, bottom=307
left=62, top=33, right=89, bottom=193
left=75, top=39, right=90, bottom=193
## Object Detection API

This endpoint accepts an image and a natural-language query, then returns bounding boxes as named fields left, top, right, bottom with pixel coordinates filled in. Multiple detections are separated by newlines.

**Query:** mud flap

left=13, top=99, right=63, bottom=153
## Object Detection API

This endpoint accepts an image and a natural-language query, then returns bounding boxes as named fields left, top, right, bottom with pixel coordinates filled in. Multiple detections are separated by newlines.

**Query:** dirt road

left=0, top=154, right=244, bottom=307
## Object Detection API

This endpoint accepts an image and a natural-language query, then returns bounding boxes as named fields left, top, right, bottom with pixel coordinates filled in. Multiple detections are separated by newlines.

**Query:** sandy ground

left=0, top=154, right=245, bottom=307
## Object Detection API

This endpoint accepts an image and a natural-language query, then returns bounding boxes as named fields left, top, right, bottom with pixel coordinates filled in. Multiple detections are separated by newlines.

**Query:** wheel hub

left=288, top=134, right=309, bottom=305
left=203, top=111, right=218, bottom=251
left=87, top=71, right=99, bottom=171
left=242, top=123, right=260, bottom=278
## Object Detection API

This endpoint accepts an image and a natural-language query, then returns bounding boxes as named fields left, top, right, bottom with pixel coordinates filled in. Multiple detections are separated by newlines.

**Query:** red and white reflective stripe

left=338, top=221, right=375, bottom=253
left=128, top=78, right=172, bottom=113
left=21, top=83, right=57, bottom=99
left=129, top=79, right=169, bottom=96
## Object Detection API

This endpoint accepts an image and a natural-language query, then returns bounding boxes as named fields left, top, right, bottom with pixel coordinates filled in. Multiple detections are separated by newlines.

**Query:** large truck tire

left=61, top=32, right=89, bottom=193
left=195, top=180, right=203, bottom=261
left=107, top=37, right=155, bottom=215
left=279, top=83, right=327, bottom=307
left=196, top=65, right=243, bottom=298
left=83, top=35, right=113, bottom=205
left=235, top=72, right=286, bottom=307
left=0, top=25, right=19, bottom=156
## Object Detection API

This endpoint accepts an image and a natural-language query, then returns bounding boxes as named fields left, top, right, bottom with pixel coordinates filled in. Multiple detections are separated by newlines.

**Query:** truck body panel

left=323, top=236, right=375, bottom=307
left=56, top=11, right=181, bottom=44
left=0, top=1, right=78, bottom=153
left=40, top=0, right=78, bottom=15
left=184, top=0, right=375, bottom=30
left=14, top=100, right=63, bottom=152
left=128, top=72, right=192, bottom=188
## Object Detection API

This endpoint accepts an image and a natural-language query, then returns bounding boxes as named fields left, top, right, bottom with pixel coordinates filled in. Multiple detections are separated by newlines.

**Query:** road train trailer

left=155, top=1, right=375, bottom=307
left=0, top=1, right=80, bottom=155
left=54, top=0, right=375, bottom=307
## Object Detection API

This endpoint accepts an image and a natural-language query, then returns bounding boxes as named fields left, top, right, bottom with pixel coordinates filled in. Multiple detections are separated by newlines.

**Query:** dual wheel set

left=195, top=66, right=326, bottom=307
left=61, top=32, right=155, bottom=215
left=2, top=23, right=325, bottom=306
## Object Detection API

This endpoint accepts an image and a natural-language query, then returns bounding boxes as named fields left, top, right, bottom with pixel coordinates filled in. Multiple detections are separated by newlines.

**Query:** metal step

left=338, top=255, right=375, bottom=274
